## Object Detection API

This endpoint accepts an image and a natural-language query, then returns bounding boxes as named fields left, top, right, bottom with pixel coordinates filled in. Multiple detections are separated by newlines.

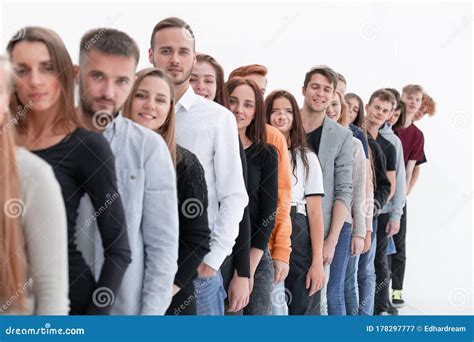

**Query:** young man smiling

left=300, top=65, right=353, bottom=315
left=149, top=17, right=248, bottom=315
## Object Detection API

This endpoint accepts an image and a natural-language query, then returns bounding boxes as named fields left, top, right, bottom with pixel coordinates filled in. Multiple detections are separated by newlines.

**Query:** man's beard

left=78, top=80, right=119, bottom=117
left=172, top=67, right=193, bottom=86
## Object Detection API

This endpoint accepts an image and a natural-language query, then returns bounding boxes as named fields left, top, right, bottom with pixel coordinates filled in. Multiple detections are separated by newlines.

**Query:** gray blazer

left=317, top=116, right=354, bottom=237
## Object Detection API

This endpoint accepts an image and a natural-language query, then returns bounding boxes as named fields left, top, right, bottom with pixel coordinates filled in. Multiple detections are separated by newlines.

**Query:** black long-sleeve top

left=368, top=136, right=391, bottom=215
left=174, top=145, right=211, bottom=288
left=33, top=128, right=131, bottom=315
left=246, top=143, right=279, bottom=249
left=231, top=140, right=252, bottom=278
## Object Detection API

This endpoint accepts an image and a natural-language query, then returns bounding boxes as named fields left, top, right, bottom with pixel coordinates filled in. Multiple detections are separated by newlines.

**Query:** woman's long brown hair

left=0, top=55, right=27, bottom=311
left=122, top=68, right=177, bottom=166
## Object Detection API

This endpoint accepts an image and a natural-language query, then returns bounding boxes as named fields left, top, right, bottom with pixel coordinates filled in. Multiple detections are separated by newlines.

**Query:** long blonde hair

left=123, top=68, right=177, bottom=166
left=0, top=54, right=27, bottom=310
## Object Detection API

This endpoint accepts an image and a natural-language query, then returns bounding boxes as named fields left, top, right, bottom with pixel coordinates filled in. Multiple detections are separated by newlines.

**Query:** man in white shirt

left=149, top=17, right=248, bottom=315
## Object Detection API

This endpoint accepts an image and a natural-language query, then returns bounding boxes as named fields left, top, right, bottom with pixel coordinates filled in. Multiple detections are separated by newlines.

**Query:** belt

left=290, top=204, right=307, bottom=216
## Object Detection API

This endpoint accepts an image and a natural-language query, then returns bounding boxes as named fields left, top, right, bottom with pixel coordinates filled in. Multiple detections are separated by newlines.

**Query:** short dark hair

left=385, top=87, right=400, bottom=109
left=368, top=89, right=396, bottom=106
left=303, top=65, right=338, bottom=90
left=150, top=17, right=195, bottom=50
left=337, top=72, right=346, bottom=85
left=80, top=28, right=140, bottom=64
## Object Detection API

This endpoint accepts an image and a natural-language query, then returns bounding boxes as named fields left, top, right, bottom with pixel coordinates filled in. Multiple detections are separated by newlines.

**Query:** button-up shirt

left=76, top=114, right=179, bottom=315
left=175, top=86, right=248, bottom=270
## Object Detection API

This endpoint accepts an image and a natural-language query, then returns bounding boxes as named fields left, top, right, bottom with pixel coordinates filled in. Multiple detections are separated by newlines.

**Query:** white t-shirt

left=290, top=148, right=324, bottom=215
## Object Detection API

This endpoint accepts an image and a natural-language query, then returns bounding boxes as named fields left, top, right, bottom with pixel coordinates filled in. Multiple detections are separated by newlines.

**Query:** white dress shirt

left=175, top=86, right=248, bottom=270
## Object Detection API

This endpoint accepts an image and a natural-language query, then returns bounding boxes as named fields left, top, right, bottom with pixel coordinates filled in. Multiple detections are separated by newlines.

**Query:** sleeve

left=175, top=149, right=211, bottom=288
left=80, top=133, right=132, bottom=315
left=356, top=129, right=369, bottom=159
left=140, top=135, right=179, bottom=315
left=305, top=150, right=324, bottom=197
left=385, top=142, right=397, bottom=172
left=334, top=130, right=354, bottom=212
left=416, top=153, right=427, bottom=165
left=351, top=140, right=367, bottom=238
left=231, top=140, right=251, bottom=278
left=252, top=145, right=279, bottom=251
left=389, top=139, right=407, bottom=223
left=268, top=132, right=293, bottom=264
left=203, top=111, right=248, bottom=270
left=410, top=130, right=425, bottom=162
left=369, top=141, right=390, bottom=215
left=21, top=157, right=70, bottom=315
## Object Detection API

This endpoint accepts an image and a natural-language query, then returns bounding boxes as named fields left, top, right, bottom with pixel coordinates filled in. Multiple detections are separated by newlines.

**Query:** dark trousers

left=374, top=213, right=391, bottom=313
left=390, top=204, right=407, bottom=290
left=286, top=213, right=321, bottom=315
left=165, top=279, right=197, bottom=315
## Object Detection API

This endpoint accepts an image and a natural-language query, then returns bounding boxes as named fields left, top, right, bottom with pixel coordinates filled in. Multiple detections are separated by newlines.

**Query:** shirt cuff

left=203, top=244, right=229, bottom=271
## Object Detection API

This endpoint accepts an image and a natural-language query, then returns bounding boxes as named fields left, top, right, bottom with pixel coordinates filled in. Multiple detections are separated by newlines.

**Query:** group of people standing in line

left=0, top=17, right=435, bottom=316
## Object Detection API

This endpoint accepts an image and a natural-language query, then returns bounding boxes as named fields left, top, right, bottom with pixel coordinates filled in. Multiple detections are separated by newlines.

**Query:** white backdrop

left=1, top=0, right=472, bottom=314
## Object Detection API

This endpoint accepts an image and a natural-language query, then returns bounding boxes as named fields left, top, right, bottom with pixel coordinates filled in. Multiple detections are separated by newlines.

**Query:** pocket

left=116, top=168, right=145, bottom=212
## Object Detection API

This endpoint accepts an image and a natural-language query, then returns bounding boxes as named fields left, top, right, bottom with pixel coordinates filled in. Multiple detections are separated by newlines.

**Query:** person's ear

left=148, top=48, right=154, bottom=66
left=302, top=86, right=306, bottom=97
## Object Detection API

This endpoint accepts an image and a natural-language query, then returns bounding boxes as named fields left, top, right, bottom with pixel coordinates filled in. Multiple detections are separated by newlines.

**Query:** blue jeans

left=344, top=254, right=360, bottom=316
left=193, top=270, right=226, bottom=315
left=244, top=249, right=275, bottom=315
left=357, top=218, right=378, bottom=315
left=327, top=222, right=352, bottom=315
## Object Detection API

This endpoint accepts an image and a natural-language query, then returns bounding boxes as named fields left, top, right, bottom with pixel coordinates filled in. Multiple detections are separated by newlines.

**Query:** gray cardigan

left=318, top=116, right=354, bottom=237
left=14, top=148, right=69, bottom=315
left=379, top=123, right=407, bottom=223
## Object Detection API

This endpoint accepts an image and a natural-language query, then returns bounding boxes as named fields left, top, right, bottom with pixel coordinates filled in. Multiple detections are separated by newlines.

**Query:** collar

left=176, top=85, right=196, bottom=113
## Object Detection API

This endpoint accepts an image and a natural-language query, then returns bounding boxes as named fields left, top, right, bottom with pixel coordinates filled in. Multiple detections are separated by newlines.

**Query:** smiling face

left=128, top=75, right=171, bottom=131
left=149, top=27, right=195, bottom=86
left=326, top=92, right=342, bottom=122
left=302, top=73, right=334, bottom=114
left=190, top=61, right=217, bottom=100
left=366, top=97, right=393, bottom=127
left=269, top=96, right=294, bottom=137
left=10, top=41, right=61, bottom=114
left=78, top=49, right=136, bottom=117
left=229, top=84, right=256, bottom=131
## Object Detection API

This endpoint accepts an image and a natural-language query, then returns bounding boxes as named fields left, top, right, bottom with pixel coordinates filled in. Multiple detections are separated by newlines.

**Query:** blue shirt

left=350, top=124, right=369, bottom=159
left=76, top=115, right=179, bottom=315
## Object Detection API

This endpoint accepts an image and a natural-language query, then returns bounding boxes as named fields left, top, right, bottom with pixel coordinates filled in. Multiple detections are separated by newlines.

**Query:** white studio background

left=1, top=1, right=472, bottom=314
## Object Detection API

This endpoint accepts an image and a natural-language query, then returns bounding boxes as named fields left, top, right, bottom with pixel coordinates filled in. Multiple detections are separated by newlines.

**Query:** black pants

left=390, top=204, right=407, bottom=290
left=285, top=212, right=321, bottom=315
left=374, top=213, right=391, bottom=313
left=165, top=279, right=197, bottom=315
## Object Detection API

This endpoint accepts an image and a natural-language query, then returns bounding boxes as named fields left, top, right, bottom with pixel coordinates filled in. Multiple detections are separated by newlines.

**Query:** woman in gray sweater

left=0, top=54, right=69, bottom=315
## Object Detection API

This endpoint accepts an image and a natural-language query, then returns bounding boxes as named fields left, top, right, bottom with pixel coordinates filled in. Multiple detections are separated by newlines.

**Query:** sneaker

left=376, top=311, right=390, bottom=316
left=387, top=303, right=399, bottom=315
left=392, top=290, right=405, bottom=308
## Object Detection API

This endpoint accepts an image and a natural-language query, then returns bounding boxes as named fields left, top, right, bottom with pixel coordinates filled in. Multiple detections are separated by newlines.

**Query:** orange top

left=266, top=124, right=292, bottom=264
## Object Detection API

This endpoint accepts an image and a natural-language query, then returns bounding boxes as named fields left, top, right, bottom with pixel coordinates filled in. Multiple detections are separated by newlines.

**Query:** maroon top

left=395, top=123, right=425, bottom=166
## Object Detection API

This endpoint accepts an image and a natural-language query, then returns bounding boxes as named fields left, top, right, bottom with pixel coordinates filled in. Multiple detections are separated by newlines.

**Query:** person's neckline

left=30, top=127, right=80, bottom=153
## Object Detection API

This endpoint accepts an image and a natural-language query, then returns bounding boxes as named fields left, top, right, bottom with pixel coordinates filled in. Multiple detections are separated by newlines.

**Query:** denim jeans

left=327, top=222, right=352, bottom=315
left=344, top=254, right=360, bottom=316
left=244, top=249, right=275, bottom=315
left=193, top=270, right=226, bottom=315
left=390, top=204, right=407, bottom=290
left=357, top=218, right=378, bottom=315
